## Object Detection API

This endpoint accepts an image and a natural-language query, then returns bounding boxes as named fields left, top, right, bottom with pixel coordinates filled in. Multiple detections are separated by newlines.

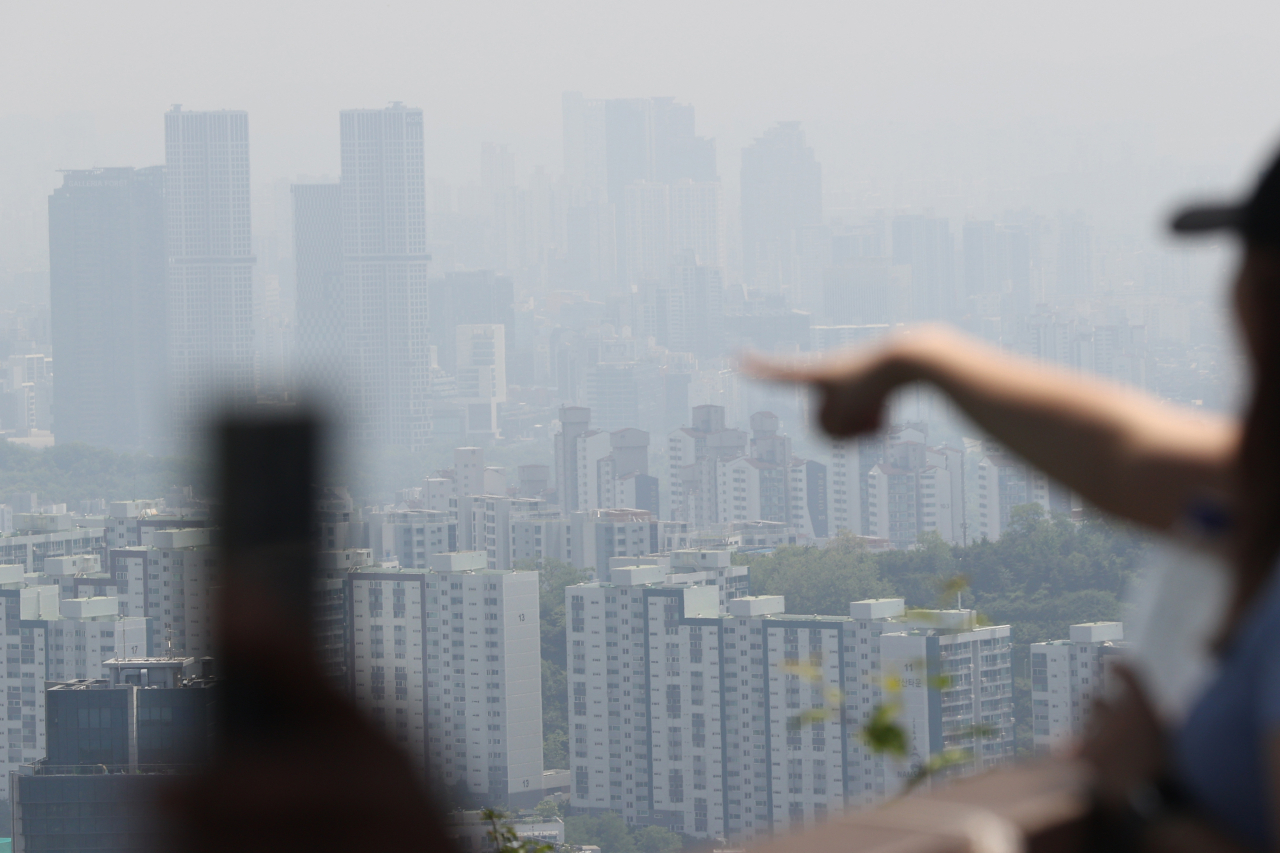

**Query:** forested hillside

left=0, top=442, right=199, bottom=505
left=749, top=504, right=1148, bottom=645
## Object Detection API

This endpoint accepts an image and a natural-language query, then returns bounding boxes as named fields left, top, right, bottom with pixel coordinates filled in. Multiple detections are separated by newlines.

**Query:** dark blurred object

left=216, top=413, right=319, bottom=743
left=155, top=412, right=458, bottom=853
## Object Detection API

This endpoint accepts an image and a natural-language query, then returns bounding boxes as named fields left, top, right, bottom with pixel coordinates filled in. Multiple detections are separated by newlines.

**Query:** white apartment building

left=857, top=427, right=966, bottom=548
left=975, top=453, right=1070, bottom=541
left=457, top=497, right=551, bottom=571
left=368, top=509, right=458, bottom=570
left=566, top=583, right=1014, bottom=842
left=0, top=514, right=105, bottom=574
left=510, top=512, right=569, bottom=568
left=670, top=409, right=827, bottom=540
left=666, top=550, right=749, bottom=610
left=455, top=447, right=487, bottom=499
left=827, top=444, right=859, bottom=536
left=424, top=478, right=459, bottom=514
left=347, top=551, right=543, bottom=807
left=105, top=527, right=216, bottom=657
left=44, top=596, right=149, bottom=683
left=455, top=325, right=507, bottom=437
left=0, top=567, right=152, bottom=798
left=667, top=405, right=748, bottom=527
left=716, top=457, right=763, bottom=525
left=0, top=575, right=59, bottom=800
left=105, top=500, right=208, bottom=549
left=1031, top=622, right=1125, bottom=754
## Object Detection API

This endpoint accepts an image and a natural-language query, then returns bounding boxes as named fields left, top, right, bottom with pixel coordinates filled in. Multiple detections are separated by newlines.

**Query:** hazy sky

left=4, top=0, right=1280, bottom=269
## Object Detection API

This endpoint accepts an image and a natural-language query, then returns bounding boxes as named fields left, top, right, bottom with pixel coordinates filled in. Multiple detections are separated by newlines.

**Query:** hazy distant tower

left=339, top=103, right=432, bottom=450
left=48, top=167, right=166, bottom=450
left=740, top=122, right=822, bottom=294
left=163, top=107, right=256, bottom=445
left=293, top=182, right=346, bottom=417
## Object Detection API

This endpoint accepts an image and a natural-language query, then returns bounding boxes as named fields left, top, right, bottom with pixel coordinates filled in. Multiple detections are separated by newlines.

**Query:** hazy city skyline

left=5, top=0, right=1280, bottom=278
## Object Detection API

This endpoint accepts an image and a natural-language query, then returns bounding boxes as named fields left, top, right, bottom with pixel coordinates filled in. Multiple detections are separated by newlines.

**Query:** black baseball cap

left=1172, top=149, right=1280, bottom=246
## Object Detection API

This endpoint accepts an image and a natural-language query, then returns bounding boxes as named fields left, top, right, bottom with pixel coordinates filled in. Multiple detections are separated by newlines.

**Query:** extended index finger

left=740, top=350, right=847, bottom=384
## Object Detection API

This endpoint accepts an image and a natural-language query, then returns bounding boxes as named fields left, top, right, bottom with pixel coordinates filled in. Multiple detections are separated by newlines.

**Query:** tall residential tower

left=48, top=167, right=166, bottom=450
left=163, top=107, right=255, bottom=445
left=339, top=103, right=432, bottom=450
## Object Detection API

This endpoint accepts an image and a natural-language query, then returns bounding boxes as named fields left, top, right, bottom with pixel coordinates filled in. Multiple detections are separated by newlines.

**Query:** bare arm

left=746, top=325, right=1239, bottom=531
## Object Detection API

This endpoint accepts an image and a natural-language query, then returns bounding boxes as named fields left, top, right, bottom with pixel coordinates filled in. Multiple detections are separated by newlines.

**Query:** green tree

left=634, top=824, right=682, bottom=853
left=756, top=506, right=1150, bottom=755
left=524, top=558, right=590, bottom=770
left=0, top=442, right=201, bottom=505
left=565, top=813, right=638, bottom=853
left=534, top=797, right=564, bottom=820
left=748, top=532, right=893, bottom=614
left=482, top=808, right=555, bottom=853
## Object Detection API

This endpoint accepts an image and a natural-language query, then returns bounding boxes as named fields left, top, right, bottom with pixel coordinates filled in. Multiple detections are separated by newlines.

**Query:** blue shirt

left=1175, top=568, right=1280, bottom=850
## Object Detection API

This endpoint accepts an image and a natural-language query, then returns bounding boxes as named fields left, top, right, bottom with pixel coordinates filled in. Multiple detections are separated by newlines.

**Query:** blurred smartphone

left=215, top=411, right=319, bottom=744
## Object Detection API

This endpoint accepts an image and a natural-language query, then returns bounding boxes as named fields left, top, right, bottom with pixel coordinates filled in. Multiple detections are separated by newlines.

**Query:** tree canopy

left=749, top=506, right=1148, bottom=646
left=522, top=558, right=590, bottom=771
left=0, top=441, right=200, bottom=505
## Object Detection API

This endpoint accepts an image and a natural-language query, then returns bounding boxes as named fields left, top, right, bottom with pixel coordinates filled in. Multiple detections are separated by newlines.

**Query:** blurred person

left=749, top=149, right=1280, bottom=853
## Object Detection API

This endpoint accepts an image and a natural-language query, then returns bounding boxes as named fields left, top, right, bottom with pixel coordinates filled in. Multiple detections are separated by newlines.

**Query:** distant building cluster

left=0, top=467, right=1117, bottom=847
left=11, top=87, right=1215, bottom=457
left=0, top=84, right=1207, bottom=850
left=564, top=583, right=1014, bottom=840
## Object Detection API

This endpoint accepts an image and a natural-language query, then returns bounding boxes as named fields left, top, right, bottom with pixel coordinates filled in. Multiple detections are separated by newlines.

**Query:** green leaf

left=861, top=703, right=908, bottom=757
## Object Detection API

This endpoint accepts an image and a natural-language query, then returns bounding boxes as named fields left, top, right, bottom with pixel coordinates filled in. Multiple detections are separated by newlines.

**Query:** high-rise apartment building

left=48, top=167, right=166, bottom=450
left=862, top=433, right=965, bottom=548
left=339, top=103, right=432, bottom=450
left=566, top=583, right=1014, bottom=841
left=1031, top=622, right=1125, bottom=754
left=293, top=182, right=346, bottom=412
left=740, top=123, right=822, bottom=294
left=667, top=408, right=826, bottom=538
left=106, top=527, right=216, bottom=656
left=556, top=408, right=659, bottom=517
left=366, top=510, right=457, bottom=569
left=455, top=324, right=507, bottom=437
left=428, top=271, right=516, bottom=375
left=891, top=215, right=956, bottom=322
left=0, top=355, right=54, bottom=439
left=346, top=551, right=543, bottom=807
left=163, top=107, right=255, bottom=446
left=827, top=444, right=860, bottom=536
left=562, top=93, right=716, bottom=285
left=104, top=500, right=208, bottom=550
left=667, top=405, right=748, bottom=527
left=0, top=514, right=105, bottom=574
left=974, top=450, right=1070, bottom=540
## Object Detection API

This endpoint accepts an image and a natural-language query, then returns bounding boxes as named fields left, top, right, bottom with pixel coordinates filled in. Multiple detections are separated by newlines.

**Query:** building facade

left=48, top=167, right=166, bottom=450
left=566, top=582, right=1014, bottom=842
left=347, top=551, right=543, bottom=807
left=1031, top=622, right=1125, bottom=754
left=340, top=103, right=432, bottom=450
left=164, top=107, right=255, bottom=446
